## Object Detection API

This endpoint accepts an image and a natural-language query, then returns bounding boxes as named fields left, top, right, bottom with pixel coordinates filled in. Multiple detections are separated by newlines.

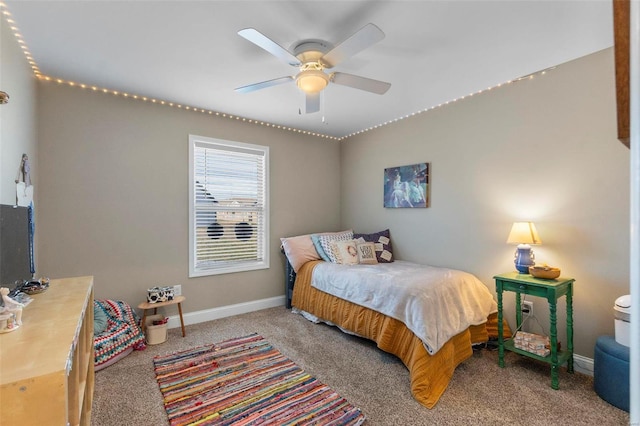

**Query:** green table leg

left=497, top=284, right=505, bottom=368
left=549, top=299, right=559, bottom=390
left=567, top=283, right=574, bottom=373
left=515, top=292, right=522, bottom=331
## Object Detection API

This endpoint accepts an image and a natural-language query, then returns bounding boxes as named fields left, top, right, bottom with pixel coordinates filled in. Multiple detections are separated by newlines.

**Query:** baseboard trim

left=164, top=297, right=596, bottom=377
left=573, top=353, right=594, bottom=376
left=165, top=295, right=286, bottom=330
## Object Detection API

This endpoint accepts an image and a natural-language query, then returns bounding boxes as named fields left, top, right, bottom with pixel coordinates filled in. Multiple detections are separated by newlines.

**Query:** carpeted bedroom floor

left=92, top=306, right=629, bottom=425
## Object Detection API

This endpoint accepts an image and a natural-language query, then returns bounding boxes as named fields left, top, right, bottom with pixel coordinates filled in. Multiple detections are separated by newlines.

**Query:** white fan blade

left=238, top=28, right=301, bottom=67
left=320, top=23, right=385, bottom=68
left=305, top=93, right=320, bottom=114
left=330, top=72, right=391, bottom=95
left=235, top=76, right=294, bottom=93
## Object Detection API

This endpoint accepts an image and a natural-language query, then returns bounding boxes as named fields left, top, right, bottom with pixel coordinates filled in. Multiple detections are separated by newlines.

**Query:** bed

left=282, top=230, right=507, bottom=409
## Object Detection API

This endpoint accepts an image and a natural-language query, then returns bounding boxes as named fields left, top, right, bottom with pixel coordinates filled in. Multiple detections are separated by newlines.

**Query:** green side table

left=494, top=272, right=574, bottom=389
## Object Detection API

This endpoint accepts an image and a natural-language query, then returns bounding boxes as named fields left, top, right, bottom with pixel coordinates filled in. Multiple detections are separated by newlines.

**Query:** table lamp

left=506, top=222, right=541, bottom=273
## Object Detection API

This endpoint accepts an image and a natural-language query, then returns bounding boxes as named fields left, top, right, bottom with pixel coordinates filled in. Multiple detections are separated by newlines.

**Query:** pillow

left=316, top=230, right=354, bottom=263
left=94, top=302, right=108, bottom=335
left=310, top=234, right=331, bottom=262
left=280, top=234, right=321, bottom=272
left=330, top=240, right=359, bottom=265
left=353, top=229, right=394, bottom=263
left=356, top=241, right=378, bottom=264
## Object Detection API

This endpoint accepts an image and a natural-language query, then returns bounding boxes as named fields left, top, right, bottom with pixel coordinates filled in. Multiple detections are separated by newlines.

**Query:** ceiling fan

left=235, top=23, right=391, bottom=114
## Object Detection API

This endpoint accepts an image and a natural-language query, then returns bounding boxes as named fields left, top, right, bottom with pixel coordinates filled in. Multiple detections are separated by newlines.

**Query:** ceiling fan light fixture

left=296, top=69, right=329, bottom=94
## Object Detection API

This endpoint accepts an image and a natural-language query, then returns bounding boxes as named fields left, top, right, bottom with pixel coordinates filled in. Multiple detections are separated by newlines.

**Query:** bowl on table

left=529, top=265, right=561, bottom=279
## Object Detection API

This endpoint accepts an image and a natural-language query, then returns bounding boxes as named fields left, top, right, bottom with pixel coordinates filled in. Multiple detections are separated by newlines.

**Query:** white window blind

left=189, top=135, right=269, bottom=276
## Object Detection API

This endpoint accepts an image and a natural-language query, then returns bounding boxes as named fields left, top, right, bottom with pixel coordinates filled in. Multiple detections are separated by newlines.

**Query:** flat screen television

left=0, top=204, right=33, bottom=287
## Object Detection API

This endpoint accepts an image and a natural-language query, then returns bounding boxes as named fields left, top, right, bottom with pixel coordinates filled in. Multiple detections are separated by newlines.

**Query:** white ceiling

left=4, top=1, right=614, bottom=139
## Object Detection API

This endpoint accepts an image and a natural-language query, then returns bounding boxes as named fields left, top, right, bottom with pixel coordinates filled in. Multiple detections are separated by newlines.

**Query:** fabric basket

left=145, top=314, right=167, bottom=345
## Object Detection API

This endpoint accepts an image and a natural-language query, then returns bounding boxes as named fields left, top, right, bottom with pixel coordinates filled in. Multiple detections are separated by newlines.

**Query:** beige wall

left=36, top=82, right=341, bottom=311
left=1, top=17, right=38, bottom=207
left=340, top=48, right=629, bottom=358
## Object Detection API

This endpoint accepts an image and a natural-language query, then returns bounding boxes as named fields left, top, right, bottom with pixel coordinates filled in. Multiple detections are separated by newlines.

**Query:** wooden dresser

left=0, top=276, right=95, bottom=425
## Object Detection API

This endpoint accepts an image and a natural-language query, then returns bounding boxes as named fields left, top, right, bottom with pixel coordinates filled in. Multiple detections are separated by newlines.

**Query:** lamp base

left=514, top=245, right=535, bottom=274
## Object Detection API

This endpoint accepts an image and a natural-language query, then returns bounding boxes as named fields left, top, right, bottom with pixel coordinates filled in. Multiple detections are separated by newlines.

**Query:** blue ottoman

left=594, top=335, right=629, bottom=412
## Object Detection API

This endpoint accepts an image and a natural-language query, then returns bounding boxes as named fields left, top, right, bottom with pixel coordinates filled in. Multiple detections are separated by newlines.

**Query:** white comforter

left=311, top=260, right=497, bottom=355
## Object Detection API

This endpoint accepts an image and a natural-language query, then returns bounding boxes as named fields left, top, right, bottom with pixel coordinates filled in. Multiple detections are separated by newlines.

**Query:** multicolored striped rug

left=153, top=333, right=365, bottom=426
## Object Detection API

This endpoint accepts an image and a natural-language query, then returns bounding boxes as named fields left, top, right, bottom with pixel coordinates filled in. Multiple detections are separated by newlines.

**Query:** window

left=189, top=135, right=269, bottom=276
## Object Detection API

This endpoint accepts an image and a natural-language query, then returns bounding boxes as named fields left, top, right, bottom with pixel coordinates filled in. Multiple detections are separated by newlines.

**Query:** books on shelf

left=514, top=331, right=550, bottom=357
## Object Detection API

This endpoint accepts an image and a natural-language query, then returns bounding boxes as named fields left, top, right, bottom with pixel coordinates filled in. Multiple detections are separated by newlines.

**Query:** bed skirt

left=291, top=260, right=507, bottom=409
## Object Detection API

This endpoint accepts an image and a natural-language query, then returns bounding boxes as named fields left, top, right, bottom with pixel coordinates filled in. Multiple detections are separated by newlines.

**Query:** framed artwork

left=384, top=162, right=430, bottom=208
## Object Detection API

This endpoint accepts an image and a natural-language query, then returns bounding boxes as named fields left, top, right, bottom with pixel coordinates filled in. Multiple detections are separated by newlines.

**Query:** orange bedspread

left=292, top=260, right=506, bottom=409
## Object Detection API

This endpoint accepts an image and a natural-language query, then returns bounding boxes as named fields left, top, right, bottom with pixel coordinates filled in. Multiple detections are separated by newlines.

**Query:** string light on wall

left=33, top=63, right=554, bottom=142
left=338, top=66, right=555, bottom=140
left=1, top=1, right=555, bottom=143
left=1, top=2, right=40, bottom=76
left=32, top=74, right=339, bottom=140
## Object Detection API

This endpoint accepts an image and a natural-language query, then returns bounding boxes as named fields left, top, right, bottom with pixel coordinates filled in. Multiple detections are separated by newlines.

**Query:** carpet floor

left=92, top=306, right=629, bottom=425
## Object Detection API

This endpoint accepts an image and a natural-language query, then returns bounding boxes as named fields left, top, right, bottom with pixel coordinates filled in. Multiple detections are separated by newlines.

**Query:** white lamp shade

left=506, top=222, right=542, bottom=245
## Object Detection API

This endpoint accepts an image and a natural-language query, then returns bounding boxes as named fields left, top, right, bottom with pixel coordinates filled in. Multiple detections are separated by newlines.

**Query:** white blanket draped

left=311, top=260, right=497, bottom=355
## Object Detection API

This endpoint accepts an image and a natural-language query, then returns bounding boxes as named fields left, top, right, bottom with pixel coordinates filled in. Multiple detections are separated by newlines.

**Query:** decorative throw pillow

left=330, top=240, right=359, bottom=265
left=280, top=234, right=321, bottom=273
left=94, top=302, right=109, bottom=335
left=310, top=234, right=331, bottom=262
left=356, top=241, right=378, bottom=264
left=316, top=230, right=354, bottom=263
left=353, top=229, right=394, bottom=263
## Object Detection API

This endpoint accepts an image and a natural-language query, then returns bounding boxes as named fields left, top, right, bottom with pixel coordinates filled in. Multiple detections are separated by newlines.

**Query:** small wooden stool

left=138, top=295, right=186, bottom=337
